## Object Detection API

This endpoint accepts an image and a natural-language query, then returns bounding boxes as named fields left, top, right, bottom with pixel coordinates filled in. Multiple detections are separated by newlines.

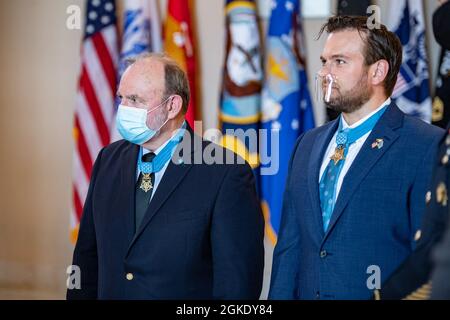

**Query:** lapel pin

left=371, top=138, right=384, bottom=149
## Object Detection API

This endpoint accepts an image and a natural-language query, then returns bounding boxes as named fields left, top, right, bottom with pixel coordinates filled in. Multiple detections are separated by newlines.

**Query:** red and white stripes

left=71, top=22, right=118, bottom=243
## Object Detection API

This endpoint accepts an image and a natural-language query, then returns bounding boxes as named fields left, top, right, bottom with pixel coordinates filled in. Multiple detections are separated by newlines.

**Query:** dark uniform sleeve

left=433, top=1, right=450, bottom=50
left=431, top=126, right=450, bottom=299
left=376, top=129, right=448, bottom=300
left=431, top=209, right=450, bottom=299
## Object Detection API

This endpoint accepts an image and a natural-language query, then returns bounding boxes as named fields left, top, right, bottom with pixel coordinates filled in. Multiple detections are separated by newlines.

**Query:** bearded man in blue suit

left=269, top=16, right=444, bottom=300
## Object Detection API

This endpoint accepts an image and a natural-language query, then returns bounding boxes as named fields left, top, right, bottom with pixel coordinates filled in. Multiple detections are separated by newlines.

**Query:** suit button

left=316, top=291, right=320, bottom=299
left=442, top=154, right=449, bottom=165
left=320, top=250, right=327, bottom=258
left=414, top=230, right=422, bottom=241
left=126, top=273, right=134, bottom=281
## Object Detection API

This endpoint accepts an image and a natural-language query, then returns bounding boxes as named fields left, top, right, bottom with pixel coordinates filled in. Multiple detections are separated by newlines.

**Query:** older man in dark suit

left=269, top=16, right=443, bottom=300
left=67, top=53, right=264, bottom=300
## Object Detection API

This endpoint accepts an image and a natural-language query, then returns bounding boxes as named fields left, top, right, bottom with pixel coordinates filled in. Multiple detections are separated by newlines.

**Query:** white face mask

left=116, top=96, right=171, bottom=145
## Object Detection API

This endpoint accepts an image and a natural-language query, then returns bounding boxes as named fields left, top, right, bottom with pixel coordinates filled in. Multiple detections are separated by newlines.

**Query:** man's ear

left=167, top=95, right=183, bottom=119
left=370, top=60, right=389, bottom=86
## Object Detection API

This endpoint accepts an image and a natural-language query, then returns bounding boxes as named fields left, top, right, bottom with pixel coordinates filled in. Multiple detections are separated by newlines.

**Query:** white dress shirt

left=319, top=98, right=391, bottom=199
left=136, top=122, right=187, bottom=202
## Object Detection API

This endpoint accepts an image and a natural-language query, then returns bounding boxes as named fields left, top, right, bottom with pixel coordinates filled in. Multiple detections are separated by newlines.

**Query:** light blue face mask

left=116, top=96, right=171, bottom=145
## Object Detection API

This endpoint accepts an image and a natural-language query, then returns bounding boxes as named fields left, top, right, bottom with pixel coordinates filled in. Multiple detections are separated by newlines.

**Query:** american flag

left=71, top=0, right=119, bottom=243
left=387, top=0, right=432, bottom=122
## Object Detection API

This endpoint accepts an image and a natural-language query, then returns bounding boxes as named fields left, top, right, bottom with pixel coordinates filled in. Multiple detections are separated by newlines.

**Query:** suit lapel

left=126, top=126, right=198, bottom=256
left=119, top=142, right=140, bottom=246
left=322, top=104, right=403, bottom=243
left=308, top=119, right=340, bottom=239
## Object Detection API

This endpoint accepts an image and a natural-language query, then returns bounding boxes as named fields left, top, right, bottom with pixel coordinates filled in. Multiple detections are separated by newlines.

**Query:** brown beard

left=325, top=71, right=372, bottom=114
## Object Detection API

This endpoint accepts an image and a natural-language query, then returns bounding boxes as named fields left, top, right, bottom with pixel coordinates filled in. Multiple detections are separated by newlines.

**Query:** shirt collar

left=341, top=98, right=391, bottom=130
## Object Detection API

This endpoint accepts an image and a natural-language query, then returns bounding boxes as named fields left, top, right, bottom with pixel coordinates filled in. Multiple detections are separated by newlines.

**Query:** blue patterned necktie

left=319, top=106, right=387, bottom=232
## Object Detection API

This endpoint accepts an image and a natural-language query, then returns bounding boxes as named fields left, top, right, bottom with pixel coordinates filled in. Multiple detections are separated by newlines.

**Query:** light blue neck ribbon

left=335, top=106, right=388, bottom=148
left=319, top=105, right=388, bottom=232
left=138, top=122, right=186, bottom=174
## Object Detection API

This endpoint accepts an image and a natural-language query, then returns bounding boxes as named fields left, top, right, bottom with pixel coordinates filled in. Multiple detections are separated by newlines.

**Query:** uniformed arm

left=210, top=161, right=265, bottom=299
left=377, top=219, right=446, bottom=299
left=433, top=1, right=450, bottom=50
left=66, top=148, right=104, bottom=300
left=269, top=134, right=304, bottom=300
left=408, top=134, right=443, bottom=251
left=431, top=211, right=450, bottom=299
left=377, top=133, right=444, bottom=299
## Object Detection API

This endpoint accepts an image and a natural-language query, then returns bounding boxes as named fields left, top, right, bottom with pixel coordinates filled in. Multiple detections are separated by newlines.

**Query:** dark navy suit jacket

left=67, top=126, right=264, bottom=299
left=269, top=103, right=444, bottom=300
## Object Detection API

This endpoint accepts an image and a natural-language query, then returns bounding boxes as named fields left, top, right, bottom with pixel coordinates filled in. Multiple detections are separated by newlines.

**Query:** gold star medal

left=140, top=173, right=153, bottom=193
left=330, top=145, right=345, bottom=165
